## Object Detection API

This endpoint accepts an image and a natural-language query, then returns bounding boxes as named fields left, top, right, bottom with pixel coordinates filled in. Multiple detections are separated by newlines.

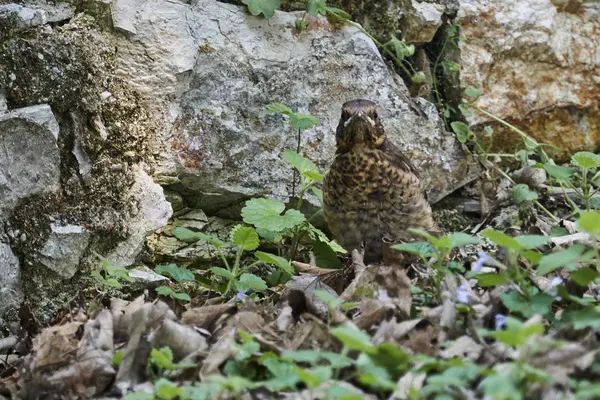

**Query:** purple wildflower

left=495, top=314, right=506, bottom=330
left=472, top=251, right=489, bottom=273
left=236, top=291, right=248, bottom=302
left=456, top=283, right=472, bottom=304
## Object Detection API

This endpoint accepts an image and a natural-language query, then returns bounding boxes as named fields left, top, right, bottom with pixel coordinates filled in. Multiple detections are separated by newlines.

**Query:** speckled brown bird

left=323, top=99, right=437, bottom=264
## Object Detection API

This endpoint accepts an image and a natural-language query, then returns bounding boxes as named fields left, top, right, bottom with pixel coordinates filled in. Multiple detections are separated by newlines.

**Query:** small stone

left=100, top=91, right=111, bottom=99
left=20, top=233, right=26, bottom=242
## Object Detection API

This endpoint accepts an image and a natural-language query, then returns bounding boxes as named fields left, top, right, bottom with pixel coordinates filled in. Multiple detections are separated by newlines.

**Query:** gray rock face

left=0, top=2, right=73, bottom=29
left=114, top=0, right=476, bottom=209
left=39, top=223, right=91, bottom=278
left=0, top=238, right=22, bottom=315
left=0, top=104, right=61, bottom=220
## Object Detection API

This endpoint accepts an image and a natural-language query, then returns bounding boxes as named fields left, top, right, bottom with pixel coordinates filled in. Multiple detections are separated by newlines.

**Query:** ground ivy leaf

left=155, top=263, right=195, bottom=283
left=464, top=86, right=483, bottom=99
left=173, top=226, right=224, bottom=248
left=283, top=150, right=319, bottom=176
left=236, top=273, right=267, bottom=292
left=564, top=306, right=600, bottom=330
left=241, top=198, right=305, bottom=232
left=392, top=242, right=434, bottom=258
left=266, top=102, right=293, bottom=115
left=482, top=229, right=522, bottom=250
left=514, top=235, right=549, bottom=249
left=173, top=292, right=192, bottom=302
left=306, top=0, right=327, bottom=16
left=513, top=183, right=538, bottom=204
left=577, top=211, right=600, bottom=236
left=330, top=327, right=374, bottom=353
left=475, top=273, right=511, bottom=287
left=289, top=113, right=320, bottom=131
left=536, top=244, right=586, bottom=275
left=255, top=251, right=294, bottom=275
left=231, top=225, right=260, bottom=251
left=571, top=267, right=599, bottom=286
left=447, top=232, right=481, bottom=248
left=242, top=0, right=280, bottom=18
left=312, top=238, right=344, bottom=269
left=450, top=122, right=469, bottom=144
left=311, top=187, right=323, bottom=202
left=210, top=267, right=233, bottom=280
left=543, top=163, right=574, bottom=182
left=571, top=151, right=600, bottom=169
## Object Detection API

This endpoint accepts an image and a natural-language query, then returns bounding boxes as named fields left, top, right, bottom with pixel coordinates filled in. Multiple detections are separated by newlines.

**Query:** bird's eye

left=372, top=111, right=378, bottom=119
left=342, top=110, right=350, bottom=119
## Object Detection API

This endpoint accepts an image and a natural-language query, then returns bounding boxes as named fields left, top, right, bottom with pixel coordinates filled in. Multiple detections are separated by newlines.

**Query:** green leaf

left=464, top=86, right=483, bottom=99
left=155, top=378, right=181, bottom=400
left=242, top=0, right=280, bottom=18
left=255, top=251, right=294, bottom=275
left=411, top=71, right=426, bottom=84
left=312, top=238, right=344, bottom=269
left=103, top=278, right=122, bottom=289
left=320, top=352, right=353, bottom=368
left=482, top=229, right=522, bottom=250
left=210, top=267, right=233, bottom=280
left=392, top=242, right=434, bottom=258
left=306, top=0, right=327, bottom=16
left=488, top=317, right=544, bottom=347
left=577, top=211, right=600, bottom=235
left=282, top=150, right=320, bottom=180
left=543, top=163, right=574, bottom=182
left=311, top=187, right=323, bottom=202
left=289, top=113, right=320, bottom=131
left=536, top=244, right=587, bottom=275
left=173, top=292, right=192, bottom=302
left=313, top=289, right=341, bottom=308
left=303, top=170, right=323, bottom=182
left=231, top=225, right=260, bottom=251
left=155, top=264, right=195, bottom=283
left=326, top=7, right=352, bottom=19
left=480, top=374, right=521, bottom=400
left=112, top=350, right=124, bottom=367
left=501, top=291, right=554, bottom=318
left=564, top=306, right=600, bottom=330
left=236, top=273, right=267, bottom=292
left=155, top=286, right=189, bottom=302
left=388, top=37, right=414, bottom=59
left=475, top=273, right=511, bottom=287
left=281, top=349, right=321, bottom=363
left=295, top=18, right=308, bottom=30
left=266, top=102, right=293, bottom=115
left=441, top=61, right=460, bottom=73
left=514, top=235, right=549, bottom=249
left=571, top=267, right=599, bottom=286
left=241, top=198, right=306, bottom=232
left=123, top=393, right=154, bottom=400
left=330, top=327, right=374, bottom=354
left=173, top=227, right=224, bottom=248
left=294, top=366, right=327, bottom=388
left=571, top=151, right=600, bottom=169
left=450, top=121, right=469, bottom=144
left=513, top=183, right=538, bottom=204
left=151, top=347, right=174, bottom=369
left=447, top=232, right=481, bottom=248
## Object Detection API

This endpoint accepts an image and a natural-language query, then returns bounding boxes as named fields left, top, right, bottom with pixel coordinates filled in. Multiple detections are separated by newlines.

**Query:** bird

left=323, top=99, right=437, bottom=264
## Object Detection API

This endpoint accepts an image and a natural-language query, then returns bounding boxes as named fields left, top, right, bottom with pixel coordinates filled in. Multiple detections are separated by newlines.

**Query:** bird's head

left=335, top=99, right=385, bottom=153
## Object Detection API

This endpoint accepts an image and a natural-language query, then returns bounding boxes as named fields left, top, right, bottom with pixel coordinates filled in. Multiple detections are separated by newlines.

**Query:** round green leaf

left=231, top=225, right=260, bottom=250
left=577, top=211, right=600, bottom=235
left=241, top=198, right=305, bottom=232
left=513, top=183, right=538, bottom=204
left=571, top=151, right=600, bottom=169
left=450, top=121, right=470, bottom=144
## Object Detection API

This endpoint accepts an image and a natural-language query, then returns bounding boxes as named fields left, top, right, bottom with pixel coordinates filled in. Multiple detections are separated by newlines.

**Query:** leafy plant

left=154, top=264, right=195, bottom=303
left=90, top=252, right=135, bottom=291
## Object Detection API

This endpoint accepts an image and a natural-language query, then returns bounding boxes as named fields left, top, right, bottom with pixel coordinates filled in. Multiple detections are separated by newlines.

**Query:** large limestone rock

left=0, top=104, right=61, bottom=220
left=0, top=238, right=22, bottom=315
left=458, top=0, right=600, bottom=156
left=114, top=0, right=476, bottom=210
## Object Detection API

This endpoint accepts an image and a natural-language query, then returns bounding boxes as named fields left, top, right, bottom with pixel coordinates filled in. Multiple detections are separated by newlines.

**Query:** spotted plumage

left=323, top=99, right=437, bottom=263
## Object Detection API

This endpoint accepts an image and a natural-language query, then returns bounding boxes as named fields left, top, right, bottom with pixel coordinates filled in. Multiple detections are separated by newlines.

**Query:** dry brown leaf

left=181, top=304, right=237, bottom=331
left=32, top=321, right=82, bottom=368
left=148, top=319, right=208, bottom=361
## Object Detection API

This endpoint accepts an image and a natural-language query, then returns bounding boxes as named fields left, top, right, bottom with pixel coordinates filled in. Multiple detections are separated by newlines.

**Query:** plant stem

left=291, top=128, right=301, bottom=199
left=225, top=246, right=244, bottom=295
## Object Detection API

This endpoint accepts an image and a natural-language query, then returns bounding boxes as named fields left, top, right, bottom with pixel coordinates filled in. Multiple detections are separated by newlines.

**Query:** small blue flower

left=472, top=251, right=489, bottom=272
left=456, top=283, right=472, bottom=304
left=495, top=314, right=506, bottom=330
left=236, top=291, right=248, bottom=302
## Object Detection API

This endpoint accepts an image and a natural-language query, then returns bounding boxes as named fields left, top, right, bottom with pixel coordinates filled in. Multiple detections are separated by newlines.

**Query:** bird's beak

left=344, top=111, right=374, bottom=127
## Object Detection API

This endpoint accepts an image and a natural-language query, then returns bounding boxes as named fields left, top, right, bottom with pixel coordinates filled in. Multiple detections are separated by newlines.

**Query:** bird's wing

left=381, top=139, right=422, bottom=179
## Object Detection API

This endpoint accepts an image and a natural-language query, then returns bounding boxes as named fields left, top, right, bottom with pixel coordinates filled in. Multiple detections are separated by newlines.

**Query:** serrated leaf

left=156, top=286, right=177, bottom=298
left=303, top=170, right=323, bottom=182
left=571, top=267, right=599, bottom=286
left=536, top=244, right=586, bottom=275
left=571, top=151, right=600, bottom=169
left=242, top=0, right=280, bottom=18
left=283, top=150, right=319, bottom=175
left=543, top=163, right=574, bottom=182
left=173, top=292, right=192, bottom=302
left=173, top=227, right=224, bottom=248
left=392, top=242, right=434, bottom=258
left=564, top=305, right=600, bottom=330
left=155, top=378, right=181, bottom=400
left=231, top=225, right=260, bottom=251
left=577, top=211, right=600, bottom=235
left=475, top=273, right=511, bottom=287
left=306, top=0, right=327, bottom=16
left=210, top=267, right=233, bottom=279
left=514, top=235, right=549, bottom=249
left=266, top=102, right=293, bottom=115
left=289, top=113, right=320, bottom=131
left=151, top=347, right=174, bottom=368
left=330, top=327, right=374, bottom=353
left=513, top=183, right=538, bottom=204
left=447, top=232, right=481, bottom=248
left=236, top=273, right=267, bottom=291
left=312, top=238, right=344, bottom=269
left=464, top=86, right=483, bottom=99
left=241, top=198, right=306, bottom=232
left=155, top=264, right=195, bottom=283
left=104, top=278, right=122, bottom=289
left=255, top=251, right=294, bottom=275
left=450, top=121, right=469, bottom=144
left=482, top=229, right=522, bottom=250
left=441, top=61, right=460, bottom=73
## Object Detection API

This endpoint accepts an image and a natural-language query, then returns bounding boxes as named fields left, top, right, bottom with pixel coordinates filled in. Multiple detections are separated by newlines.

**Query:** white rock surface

left=39, top=223, right=91, bottom=278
